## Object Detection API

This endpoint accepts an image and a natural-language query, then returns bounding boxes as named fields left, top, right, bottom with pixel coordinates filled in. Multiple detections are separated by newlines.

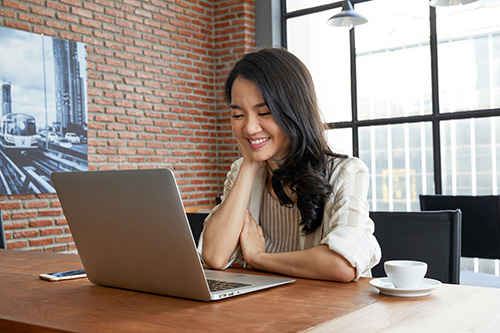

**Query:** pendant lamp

left=327, top=0, right=368, bottom=29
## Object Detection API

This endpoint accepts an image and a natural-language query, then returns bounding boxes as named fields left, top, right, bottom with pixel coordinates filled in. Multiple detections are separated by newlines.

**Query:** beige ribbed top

left=259, top=188, right=301, bottom=253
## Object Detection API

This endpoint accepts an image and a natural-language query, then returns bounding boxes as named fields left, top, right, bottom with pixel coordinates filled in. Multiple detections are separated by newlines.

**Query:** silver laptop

left=51, top=169, right=294, bottom=301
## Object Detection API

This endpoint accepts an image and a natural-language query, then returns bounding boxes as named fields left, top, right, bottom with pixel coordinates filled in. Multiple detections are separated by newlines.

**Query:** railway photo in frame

left=0, top=26, right=88, bottom=195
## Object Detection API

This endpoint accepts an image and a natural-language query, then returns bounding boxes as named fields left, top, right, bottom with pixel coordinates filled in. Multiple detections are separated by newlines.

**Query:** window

left=282, top=0, right=500, bottom=210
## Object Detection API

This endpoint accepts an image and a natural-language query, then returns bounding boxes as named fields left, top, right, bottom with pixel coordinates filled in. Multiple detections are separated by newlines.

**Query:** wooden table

left=1, top=250, right=500, bottom=332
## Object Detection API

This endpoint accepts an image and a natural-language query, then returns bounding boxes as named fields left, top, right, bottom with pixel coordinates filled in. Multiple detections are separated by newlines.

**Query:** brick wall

left=0, top=0, right=255, bottom=251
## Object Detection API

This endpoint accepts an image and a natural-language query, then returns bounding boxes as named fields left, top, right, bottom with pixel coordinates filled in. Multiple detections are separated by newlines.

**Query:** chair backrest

left=186, top=212, right=208, bottom=245
left=370, top=210, right=461, bottom=284
left=0, top=209, right=6, bottom=249
left=420, top=195, right=500, bottom=260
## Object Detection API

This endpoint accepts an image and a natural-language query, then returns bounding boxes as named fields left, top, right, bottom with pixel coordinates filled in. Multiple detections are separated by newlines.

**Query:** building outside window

left=282, top=0, right=500, bottom=211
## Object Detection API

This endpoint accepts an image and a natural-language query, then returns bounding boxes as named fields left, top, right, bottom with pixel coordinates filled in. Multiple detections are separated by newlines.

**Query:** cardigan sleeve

left=319, top=158, right=381, bottom=280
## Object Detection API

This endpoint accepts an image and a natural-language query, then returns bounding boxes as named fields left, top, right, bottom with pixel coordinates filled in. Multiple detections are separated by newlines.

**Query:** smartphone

left=39, top=269, right=87, bottom=282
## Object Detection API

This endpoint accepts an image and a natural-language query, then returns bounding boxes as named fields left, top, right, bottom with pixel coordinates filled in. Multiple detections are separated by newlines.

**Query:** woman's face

left=230, top=77, right=290, bottom=167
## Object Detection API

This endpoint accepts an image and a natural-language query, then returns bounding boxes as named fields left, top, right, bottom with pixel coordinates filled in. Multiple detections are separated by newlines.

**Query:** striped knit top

left=259, top=188, right=301, bottom=253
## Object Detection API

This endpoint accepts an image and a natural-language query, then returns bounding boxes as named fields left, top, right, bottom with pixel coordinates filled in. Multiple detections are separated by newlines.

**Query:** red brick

left=0, top=202, right=22, bottom=210
left=12, top=212, right=37, bottom=220
left=45, top=245, right=69, bottom=252
left=30, top=220, right=54, bottom=228
left=14, top=230, right=39, bottom=238
left=4, top=0, right=29, bottom=11
left=7, top=241, right=28, bottom=249
left=41, top=228, right=64, bottom=236
left=30, top=238, right=54, bottom=247
left=24, top=201, right=49, bottom=209
left=38, top=210, right=63, bottom=217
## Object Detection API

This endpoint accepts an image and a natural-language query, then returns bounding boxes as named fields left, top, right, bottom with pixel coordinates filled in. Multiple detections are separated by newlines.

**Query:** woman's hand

left=240, top=210, right=266, bottom=266
left=237, top=140, right=266, bottom=172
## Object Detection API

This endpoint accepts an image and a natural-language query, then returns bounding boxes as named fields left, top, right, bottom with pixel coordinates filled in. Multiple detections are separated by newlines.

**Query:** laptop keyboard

left=207, top=279, right=251, bottom=292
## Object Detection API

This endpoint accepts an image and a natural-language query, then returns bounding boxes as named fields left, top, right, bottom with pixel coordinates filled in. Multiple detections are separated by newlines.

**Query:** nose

left=244, top=114, right=262, bottom=135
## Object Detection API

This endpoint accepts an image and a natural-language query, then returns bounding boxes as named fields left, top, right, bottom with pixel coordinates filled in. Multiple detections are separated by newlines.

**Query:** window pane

left=326, top=127, right=352, bottom=156
left=436, top=2, right=500, bottom=112
left=359, top=122, right=434, bottom=211
left=285, top=0, right=335, bottom=13
left=287, top=9, right=351, bottom=123
left=441, top=117, right=500, bottom=195
left=356, top=0, right=431, bottom=120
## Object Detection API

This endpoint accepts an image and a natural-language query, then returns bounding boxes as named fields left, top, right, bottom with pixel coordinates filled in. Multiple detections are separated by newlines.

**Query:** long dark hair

left=225, top=48, right=344, bottom=234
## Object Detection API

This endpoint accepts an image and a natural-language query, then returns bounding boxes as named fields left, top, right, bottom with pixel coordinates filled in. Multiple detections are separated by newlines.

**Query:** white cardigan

left=198, top=157, right=381, bottom=280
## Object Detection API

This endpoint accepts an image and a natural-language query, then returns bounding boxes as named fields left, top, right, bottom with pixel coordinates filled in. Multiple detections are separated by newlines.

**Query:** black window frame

left=281, top=0, right=500, bottom=195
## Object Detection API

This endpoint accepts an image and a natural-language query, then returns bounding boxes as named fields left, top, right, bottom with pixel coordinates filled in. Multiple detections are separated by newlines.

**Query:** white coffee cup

left=384, top=260, right=427, bottom=288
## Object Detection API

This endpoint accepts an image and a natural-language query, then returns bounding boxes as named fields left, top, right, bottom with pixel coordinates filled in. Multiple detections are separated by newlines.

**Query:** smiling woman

left=198, top=47, right=381, bottom=282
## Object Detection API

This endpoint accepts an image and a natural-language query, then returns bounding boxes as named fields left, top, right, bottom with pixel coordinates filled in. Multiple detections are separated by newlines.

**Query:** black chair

left=370, top=210, right=462, bottom=284
left=0, top=209, right=6, bottom=249
left=187, top=212, right=209, bottom=245
left=420, top=195, right=500, bottom=260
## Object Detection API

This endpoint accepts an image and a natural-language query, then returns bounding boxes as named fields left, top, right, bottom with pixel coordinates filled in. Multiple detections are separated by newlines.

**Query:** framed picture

left=0, top=26, right=88, bottom=195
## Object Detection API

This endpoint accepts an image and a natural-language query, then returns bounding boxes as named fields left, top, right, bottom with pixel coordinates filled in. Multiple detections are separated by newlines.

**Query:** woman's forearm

left=245, top=245, right=356, bottom=282
left=201, top=162, right=262, bottom=269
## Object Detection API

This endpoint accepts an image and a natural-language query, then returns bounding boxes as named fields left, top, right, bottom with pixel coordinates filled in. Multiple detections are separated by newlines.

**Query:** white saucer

left=369, top=277, right=442, bottom=297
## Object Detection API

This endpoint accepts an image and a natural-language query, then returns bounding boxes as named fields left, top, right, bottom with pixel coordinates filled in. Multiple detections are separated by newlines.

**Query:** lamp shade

left=430, top=0, right=478, bottom=6
left=327, top=0, right=368, bottom=29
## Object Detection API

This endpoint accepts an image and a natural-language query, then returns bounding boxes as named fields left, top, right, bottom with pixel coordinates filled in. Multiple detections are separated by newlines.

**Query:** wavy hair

left=224, top=48, right=345, bottom=234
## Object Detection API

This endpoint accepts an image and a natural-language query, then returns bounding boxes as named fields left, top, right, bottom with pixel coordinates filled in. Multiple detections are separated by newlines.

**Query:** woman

left=199, top=48, right=380, bottom=282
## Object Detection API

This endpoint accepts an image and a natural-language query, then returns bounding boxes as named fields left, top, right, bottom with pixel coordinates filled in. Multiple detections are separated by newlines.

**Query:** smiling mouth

left=248, top=137, right=270, bottom=145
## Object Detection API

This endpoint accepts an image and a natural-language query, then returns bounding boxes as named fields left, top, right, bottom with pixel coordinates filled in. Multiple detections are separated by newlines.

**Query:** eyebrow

left=229, top=102, right=268, bottom=110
